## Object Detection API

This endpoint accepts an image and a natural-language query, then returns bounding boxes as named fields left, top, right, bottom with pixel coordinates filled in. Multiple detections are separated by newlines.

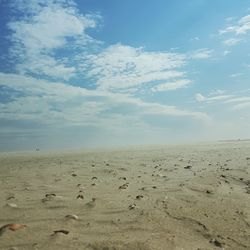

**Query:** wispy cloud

left=223, top=50, right=231, bottom=56
left=195, top=93, right=234, bottom=103
left=152, top=79, right=191, bottom=92
left=220, top=14, right=250, bottom=35
left=189, top=48, right=213, bottom=59
left=195, top=91, right=250, bottom=112
left=82, top=44, right=187, bottom=91
left=230, top=73, right=243, bottom=78
left=223, top=38, right=242, bottom=46
left=224, top=97, right=250, bottom=103
left=232, top=102, right=250, bottom=110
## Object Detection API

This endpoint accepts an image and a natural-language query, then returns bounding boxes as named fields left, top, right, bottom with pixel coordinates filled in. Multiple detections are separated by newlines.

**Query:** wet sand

left=0, top=142, right=250, bottom=250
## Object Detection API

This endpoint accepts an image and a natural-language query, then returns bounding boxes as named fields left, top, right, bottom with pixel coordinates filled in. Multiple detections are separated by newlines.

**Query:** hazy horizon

left=1, top=0, right=250, bottom=151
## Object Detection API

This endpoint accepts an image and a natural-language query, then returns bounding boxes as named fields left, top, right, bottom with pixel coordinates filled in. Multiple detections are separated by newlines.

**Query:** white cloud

left=0, top=73, right=209, bottom=126
left=225, top=17, right=235, bottom=22
left=152, top=79, right=191, bottom=92
left=82, top=44, right=187, bottom=91
left=207, top=95, right=234, bottom=102
left=195, top=91, right=250, bottom=114
left=232, top=102, right=250, bottom=110
left=8, top=0, right=99, bottom=80
left=223, top=38, right=242, bottom=46
left=210, top=89, right=226, bottom=95
left=195, top=93, right=206, bottom=102
left=140, top=103, right=210, bottom=122
left=189, top=49, right=213, bottom=59
left=223, top=97, right=250, bottom=104
left=223, top=50, right=231, bottom=56
left=220, top=14, right=250, bottom=35
left=190, top=37, right=200, bottom=41
left=195, top=93, right=234, bottom=103
left=1, top=0, right=216, bottom=148
left=230, top=73, right=242, bottom=78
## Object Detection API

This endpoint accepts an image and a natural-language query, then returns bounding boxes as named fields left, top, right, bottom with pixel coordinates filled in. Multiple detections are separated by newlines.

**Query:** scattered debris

left=42, top=193, right=57, bottom=202
left=119, top=177, right=127, bottom=180
left=209, top=238, right=223, bottom=247
left=128, top=204, right=136, bottom=210
left=119, top=183, right=129, bottom=190
left=136, top=195, right=144, bottom=200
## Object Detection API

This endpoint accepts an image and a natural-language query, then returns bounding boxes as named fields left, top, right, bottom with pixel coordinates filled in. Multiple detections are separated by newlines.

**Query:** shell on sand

left=6, top=203, right=18, bottom=208
left=8, top=224, right=27, bottom=231
left=65, top=214, right=79, bottom=220
left=53, top=229, right=69, bottom=235
left=0, top=224, right=27, bottom=236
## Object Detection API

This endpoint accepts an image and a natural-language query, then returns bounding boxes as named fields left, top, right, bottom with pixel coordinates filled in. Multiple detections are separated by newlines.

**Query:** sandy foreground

left=0, top=142, right=250, bottom=250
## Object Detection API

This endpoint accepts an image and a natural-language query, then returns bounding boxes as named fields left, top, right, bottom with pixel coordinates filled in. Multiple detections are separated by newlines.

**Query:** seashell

left=53, top=229, right=69, bottom=235
left=8, top=224, right=27, bottom=231
left=6, top=203, right=18, bottom=208
left=0, top=224, right=27, bottom=235
left=45, top=193, right=56, bottom=198
left=65, top=214, right=78, bottom=220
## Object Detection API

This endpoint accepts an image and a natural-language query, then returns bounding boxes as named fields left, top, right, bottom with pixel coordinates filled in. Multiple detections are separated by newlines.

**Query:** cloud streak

left=189, top=49, right=213, bottom=59
left=152, top=79, right=192, bottom=92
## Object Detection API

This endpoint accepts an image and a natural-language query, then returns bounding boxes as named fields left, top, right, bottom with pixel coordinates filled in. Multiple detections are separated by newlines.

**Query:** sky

left=0, top=0, right=250, bottom=151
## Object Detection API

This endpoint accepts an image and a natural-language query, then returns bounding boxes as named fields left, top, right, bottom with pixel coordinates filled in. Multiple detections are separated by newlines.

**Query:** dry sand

left=0, top=142, right=250, bottom=250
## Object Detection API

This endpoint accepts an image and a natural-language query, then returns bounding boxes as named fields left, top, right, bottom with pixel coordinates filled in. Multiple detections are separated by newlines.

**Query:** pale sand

left=0, top=142, right=250, bottom=250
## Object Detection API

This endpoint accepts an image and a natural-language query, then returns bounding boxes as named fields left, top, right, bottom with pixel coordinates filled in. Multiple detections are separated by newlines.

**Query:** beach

left=0, top=142, right=250, bottom=250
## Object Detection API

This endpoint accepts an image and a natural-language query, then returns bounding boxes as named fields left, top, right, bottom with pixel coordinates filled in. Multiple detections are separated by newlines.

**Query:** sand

left=0, top=142, right=250, bottom=250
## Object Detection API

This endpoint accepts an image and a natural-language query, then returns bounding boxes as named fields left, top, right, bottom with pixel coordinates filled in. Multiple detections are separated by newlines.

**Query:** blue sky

left=1, top=0, right=250, bottom=151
